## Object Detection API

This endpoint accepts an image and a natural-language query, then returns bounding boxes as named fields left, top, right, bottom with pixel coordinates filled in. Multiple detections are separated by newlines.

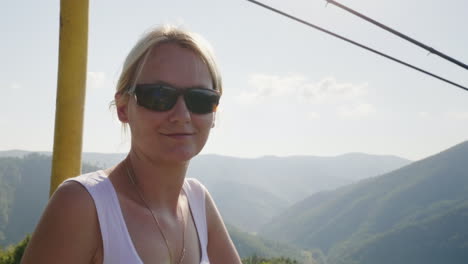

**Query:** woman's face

left=118, top=43, right=216, bottom=163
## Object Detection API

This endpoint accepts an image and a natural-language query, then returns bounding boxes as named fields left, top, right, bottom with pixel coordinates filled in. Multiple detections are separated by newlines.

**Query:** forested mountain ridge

left=0, top=154, right=322, bottom=262
left=331, top=200, right=468, bottom=264
left=228, top=224, right=321, bottom=264
left=1, top=141, right=466, bottom=263
left=0, top=151, right=411, bottom=203
left=0, top=154, right=100, bottom=246
left=189, top=153, right=411, bottom=203
left=209, top=180, right=289, bottom=232
left=261, top=140, right=468, bottom=264
left=0, top=150, right=410, bottom=232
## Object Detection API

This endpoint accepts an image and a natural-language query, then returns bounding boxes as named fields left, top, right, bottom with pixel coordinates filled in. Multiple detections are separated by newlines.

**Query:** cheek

left=193, top=114, right=214, bottom=131
left=127, top=104, right=165, bottom=135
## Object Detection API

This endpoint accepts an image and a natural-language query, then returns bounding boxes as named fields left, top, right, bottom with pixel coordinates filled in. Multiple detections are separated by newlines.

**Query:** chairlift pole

left=50, top=0, right=89, bottom=196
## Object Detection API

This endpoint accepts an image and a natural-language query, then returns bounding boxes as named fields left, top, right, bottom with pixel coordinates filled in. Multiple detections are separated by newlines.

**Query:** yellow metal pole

left=50, top=0, right=89, bottom=196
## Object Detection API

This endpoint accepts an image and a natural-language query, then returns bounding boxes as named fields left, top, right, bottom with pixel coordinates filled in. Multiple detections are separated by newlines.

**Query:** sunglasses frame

left=128, top=83, right=220, bottom=114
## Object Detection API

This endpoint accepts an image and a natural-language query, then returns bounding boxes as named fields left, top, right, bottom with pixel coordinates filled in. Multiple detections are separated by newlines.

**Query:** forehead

left=137, top=42, right=213, bottom=89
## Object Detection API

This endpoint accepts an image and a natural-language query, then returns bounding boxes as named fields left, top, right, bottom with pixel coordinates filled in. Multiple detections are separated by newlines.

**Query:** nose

left=168, top=95, right=191, bottom=123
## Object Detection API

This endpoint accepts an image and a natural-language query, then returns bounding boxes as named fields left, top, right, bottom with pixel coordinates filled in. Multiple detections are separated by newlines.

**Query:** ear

left=115, top=92, right=129, bottom=123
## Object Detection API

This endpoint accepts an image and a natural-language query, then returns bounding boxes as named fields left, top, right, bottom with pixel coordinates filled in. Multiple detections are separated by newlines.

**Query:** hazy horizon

left=0, top=146, right=420, bottom=161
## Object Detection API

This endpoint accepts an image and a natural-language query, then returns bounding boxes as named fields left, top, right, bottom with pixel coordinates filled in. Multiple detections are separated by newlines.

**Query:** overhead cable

left=245, top=0, right=468, bottom=92
left=325, top=0, right=468, bottom=71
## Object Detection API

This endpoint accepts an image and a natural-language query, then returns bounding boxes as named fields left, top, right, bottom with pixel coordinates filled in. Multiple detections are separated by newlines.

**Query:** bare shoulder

left=21, top=181, right=102, bottom=264
left=205, top=188, right=242, bottom=264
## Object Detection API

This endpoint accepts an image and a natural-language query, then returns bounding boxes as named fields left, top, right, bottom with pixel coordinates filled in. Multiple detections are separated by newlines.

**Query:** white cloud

left=301, top=77, right=367, bottom=103
left=447, top=111, right=468, bottom=120
left=87, top=72, right=107, bottom=90
left=238, top=73, right=367, bottom=104
left=10, top=82, right=21, bottom=90
left=418, top=111, right=430, bottom=118
left=4, top=82, right=22, bottom=99
left=306, top=112, right=321, bottom=120
left=338, top=103, right=376, bottom=119
left=241, top=73, right=306, bottom=101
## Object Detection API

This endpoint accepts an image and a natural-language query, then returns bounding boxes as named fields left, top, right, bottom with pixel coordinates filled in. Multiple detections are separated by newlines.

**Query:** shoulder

left=184, top=178, right=208, bottom=200
left=50, top=171, right=105, bottom=214
left=21, top=177, right=101, bottom=263
left=64, top=170, right=107, bottom=189
left=184, top=177, right=207, bottom=190
left=52, top=179, right=97, bottom=215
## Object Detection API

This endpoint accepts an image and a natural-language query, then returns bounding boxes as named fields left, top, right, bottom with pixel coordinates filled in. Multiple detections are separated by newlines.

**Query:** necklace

left=125, top=159, right=186, bottom=264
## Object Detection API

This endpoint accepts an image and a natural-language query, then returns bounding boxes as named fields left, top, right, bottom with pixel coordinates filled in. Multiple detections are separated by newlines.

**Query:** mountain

left=0, top=151, right=411, bottom=203
left=0, top=154, right=321, bottom=262
left=189, top=153, right=410, bottom=231
left=209, top=181, right=289, bottom=232
left=0, top=154, right=100, bottom=246
left=1, top=141, right=466, bottom=262
left=260, top=140, right=468, bottom=264
left=0, top=150, right=125, bottom=168
left=228, top=224, right=321, bottom=264
left=330, top=200, right=468, bottom=264
left=0, top=150, right=32, bottom=158
left=0, top=150, right=410, bottom=232
left=188, top=153, right=411, bottom=203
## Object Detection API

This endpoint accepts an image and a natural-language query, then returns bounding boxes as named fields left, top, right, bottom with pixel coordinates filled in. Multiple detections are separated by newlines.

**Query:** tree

left=0, top=235, right=30, bottom=264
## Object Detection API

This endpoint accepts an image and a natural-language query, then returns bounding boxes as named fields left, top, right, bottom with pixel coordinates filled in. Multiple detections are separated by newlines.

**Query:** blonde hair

left=112, top=25, right=222, bottom=110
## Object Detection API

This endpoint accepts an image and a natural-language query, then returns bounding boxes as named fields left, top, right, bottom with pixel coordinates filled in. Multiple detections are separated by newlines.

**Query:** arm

left=21, top=182, right=101, bottom=264
left=205, top=190, right=242, bottom=264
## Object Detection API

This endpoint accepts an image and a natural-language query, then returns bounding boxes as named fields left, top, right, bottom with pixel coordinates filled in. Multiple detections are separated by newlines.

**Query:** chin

left=163, top=148, right=201, bottom=163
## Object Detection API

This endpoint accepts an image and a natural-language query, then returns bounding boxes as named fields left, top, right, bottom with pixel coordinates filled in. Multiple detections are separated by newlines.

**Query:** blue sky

left=2, top=0, right=467, bottom=160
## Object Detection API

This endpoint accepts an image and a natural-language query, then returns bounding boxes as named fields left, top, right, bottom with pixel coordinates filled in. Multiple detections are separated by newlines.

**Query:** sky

left=1, top=0, right=467, bottom=161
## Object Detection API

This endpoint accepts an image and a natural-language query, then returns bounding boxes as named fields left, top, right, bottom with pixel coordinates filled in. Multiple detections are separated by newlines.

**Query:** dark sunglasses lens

left=185, top=89, right=220, bottom=114
left=135, top=85, right=177, bottom=111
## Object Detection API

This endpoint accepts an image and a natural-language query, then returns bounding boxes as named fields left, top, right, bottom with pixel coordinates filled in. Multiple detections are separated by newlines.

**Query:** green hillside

left=0, top=154, right=99, bottom=246
left=261, top=140, right=468, bottom=264
left=0, top=235, right=305, bottom=264
left=0, top=150, right=410, bottom=234
left=0, top=154, right=320, bottom=263
left=329, top=201, right=468, bottom=264
left=228, top=224, right=322, bottom=264
left=0, top=226, right=318, bottom=264
left=211, top=181, right=289, bottom=232
left=190, top=154, right=410, bottom=203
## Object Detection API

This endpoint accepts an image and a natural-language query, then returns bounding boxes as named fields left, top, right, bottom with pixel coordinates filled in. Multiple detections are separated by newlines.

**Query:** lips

left=160, top=132, right=195, bottom=139
left=161, top=132, right=195, bottom=136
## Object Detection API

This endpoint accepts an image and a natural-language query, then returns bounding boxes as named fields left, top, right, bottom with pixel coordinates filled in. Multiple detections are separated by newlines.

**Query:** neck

left=125, top=149, right=189, bottom=212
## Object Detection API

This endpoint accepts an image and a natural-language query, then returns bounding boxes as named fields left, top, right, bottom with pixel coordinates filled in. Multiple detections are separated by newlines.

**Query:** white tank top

left=63, top=170, right=210, bottom=264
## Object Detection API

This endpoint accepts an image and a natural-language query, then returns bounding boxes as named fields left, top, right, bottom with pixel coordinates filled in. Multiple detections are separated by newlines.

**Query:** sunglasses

left=130, top=84, right=220, bottom=114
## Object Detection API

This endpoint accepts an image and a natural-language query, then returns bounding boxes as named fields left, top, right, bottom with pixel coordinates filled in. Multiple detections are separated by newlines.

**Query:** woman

left=21, top=25, right=242, bottom=264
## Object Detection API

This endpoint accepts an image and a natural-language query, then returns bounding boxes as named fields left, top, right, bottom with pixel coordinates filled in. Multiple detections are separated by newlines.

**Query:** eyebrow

left=140, top=80, right=212, bottom=90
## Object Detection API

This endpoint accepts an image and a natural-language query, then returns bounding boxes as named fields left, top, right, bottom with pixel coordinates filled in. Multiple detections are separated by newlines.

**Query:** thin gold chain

left=125, top=159, right=186, bottom=264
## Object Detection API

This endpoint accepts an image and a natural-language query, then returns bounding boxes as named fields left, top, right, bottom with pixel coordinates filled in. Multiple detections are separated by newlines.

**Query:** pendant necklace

left=125, top=159, right=186, bottom=264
